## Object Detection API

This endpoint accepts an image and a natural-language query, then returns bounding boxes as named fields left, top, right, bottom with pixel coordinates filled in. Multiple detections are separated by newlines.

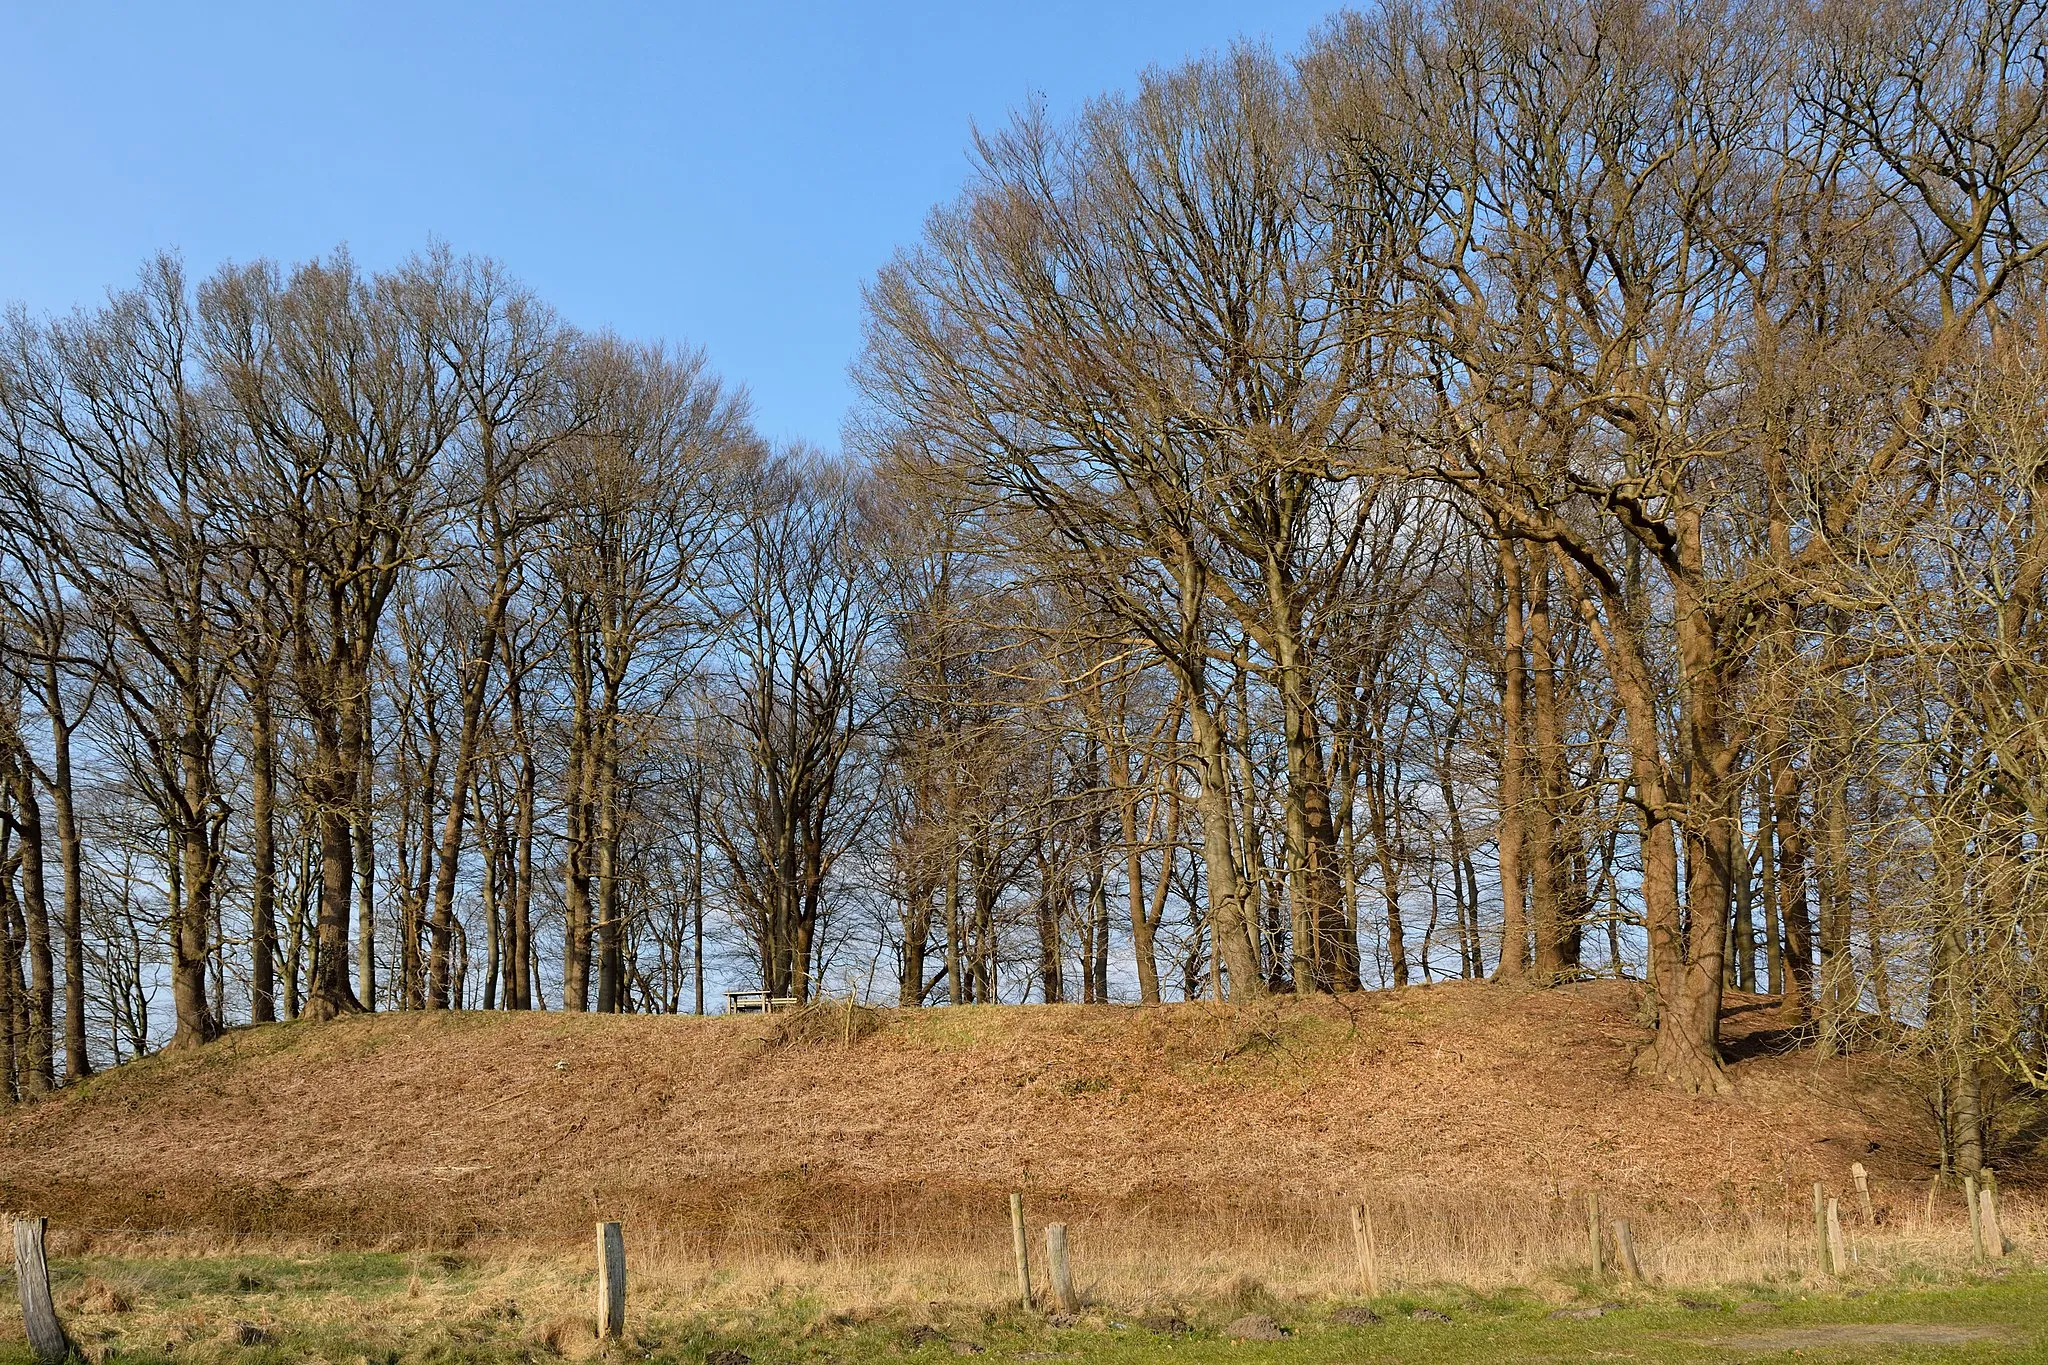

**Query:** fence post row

left=596, top=1221, right=626, bottom=1341
left=13, top=1215, right=72, bottom=1365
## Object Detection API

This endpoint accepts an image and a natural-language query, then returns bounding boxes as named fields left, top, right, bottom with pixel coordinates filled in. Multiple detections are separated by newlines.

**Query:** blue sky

left=0, top=2, right=1334, bottom=449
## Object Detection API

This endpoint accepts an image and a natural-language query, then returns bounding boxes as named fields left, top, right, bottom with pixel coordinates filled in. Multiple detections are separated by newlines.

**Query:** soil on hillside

left=0, top=982, right=1968, bottom=1242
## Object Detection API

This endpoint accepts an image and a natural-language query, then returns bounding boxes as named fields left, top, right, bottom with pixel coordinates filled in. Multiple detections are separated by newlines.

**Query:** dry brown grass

left=15, top=1153, right=2042, bottom=1363
left=0, top=979, right=2034, bottom=1274
left=28, top=1184, right=2043, bottom=1351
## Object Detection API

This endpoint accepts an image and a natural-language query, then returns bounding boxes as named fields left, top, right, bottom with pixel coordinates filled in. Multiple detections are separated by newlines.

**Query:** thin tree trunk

left=249, top=681, right=280, bottom=1024
left=1494, top=537, right=1531, bottom=981
left=429, top=609, right=503, bottom=1007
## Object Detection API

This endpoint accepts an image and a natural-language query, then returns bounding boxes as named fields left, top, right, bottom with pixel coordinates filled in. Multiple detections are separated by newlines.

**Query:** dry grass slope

left=0, top=981, right=1979, bottom=1258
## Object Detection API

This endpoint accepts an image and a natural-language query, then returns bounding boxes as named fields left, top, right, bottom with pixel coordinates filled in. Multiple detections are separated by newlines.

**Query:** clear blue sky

left=0, top=2, right=1335, bottom=449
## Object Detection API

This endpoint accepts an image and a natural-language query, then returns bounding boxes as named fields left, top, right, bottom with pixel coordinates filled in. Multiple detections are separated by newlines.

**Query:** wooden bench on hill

left=724, top=989, right=800, bottom=1015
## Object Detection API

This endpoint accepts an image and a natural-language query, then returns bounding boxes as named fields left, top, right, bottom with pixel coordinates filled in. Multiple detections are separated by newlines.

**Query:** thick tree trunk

left=594, top=714, right=624, bottom=1013
left=1774, top=757, right=1813, bottom=1013
left=900, top=879, right=934, bottom=1006
left=562, top=701, right=594, bottom=1012
left=303, top=696, right=366, bottom=1021
left=1527, top=557, right=1574, bottom=975
left=1262, top=565, right=1357, bottom=994
left=1640, top=529, right=1732, bottom=1094
left=4, top=763, right=55, bottom=1090
left=1563, top=556, right=1725, bottom=1093
left=354, top=703, right=377, bottom=1011
left=41, top=683, right=88, bottom=1080
left=502, top=635, right=536, bottom=1011
left=169, top=705, right=222, bottom=1048
left=0, top=839, right=21, bottom=1105
left=0, top=844, right=21, bottom=1101
left=1035, top=840, right=1065, bottom=1004
left=1189, top=695, right=1264, bottom=1000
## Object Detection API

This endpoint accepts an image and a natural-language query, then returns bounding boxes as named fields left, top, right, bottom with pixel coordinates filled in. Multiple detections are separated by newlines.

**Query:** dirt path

left=1701, top=1323, right=2014, bottom=1351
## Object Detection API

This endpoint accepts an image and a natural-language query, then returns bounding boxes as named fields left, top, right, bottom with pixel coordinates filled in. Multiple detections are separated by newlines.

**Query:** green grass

left=6, top=1256, right=2045, bottom=1363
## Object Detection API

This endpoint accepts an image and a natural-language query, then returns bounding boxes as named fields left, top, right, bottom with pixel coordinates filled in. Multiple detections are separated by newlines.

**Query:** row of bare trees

left=0, top=249, right=885, bottom=1075
left=858, top=0, right=2048, bottom=1149
left=0, top=0, right=2043, bottom=1172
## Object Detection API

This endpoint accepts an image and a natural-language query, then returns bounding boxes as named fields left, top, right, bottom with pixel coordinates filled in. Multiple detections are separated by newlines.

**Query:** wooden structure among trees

left=723, top=989, right=799, bottom=1015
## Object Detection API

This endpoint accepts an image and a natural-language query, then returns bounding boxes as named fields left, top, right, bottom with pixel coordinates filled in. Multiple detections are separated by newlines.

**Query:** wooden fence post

left=1851, top=1163, right=1873, bottom=1225
left=13, top=1215, right=71, bottom=1364
left=1044, top=1223, right=1076, bottom=1314
left=595, top=1221, right=626, bottom=1341
left=1612, top=1219, right=1644, bottom=1283
left=1587, top=1192, right=1604, bottom=1279
left=1925, top=1173, right=1939, bottom=1229
left=1348, top=1203, right=1380, bottom=1298
left=1964, top=1174, right=1984, bottom=1259
left=1009, top=1193, right=1034, bottom=1309
left=1812, top=1183, right=1832, bottom=1275
left=1979, top=1186, right=2007, bottom=1259
left=1826, top=1197, right=1848, bottom=1272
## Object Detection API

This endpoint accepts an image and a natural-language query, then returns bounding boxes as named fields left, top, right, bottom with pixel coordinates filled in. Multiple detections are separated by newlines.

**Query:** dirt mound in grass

left=0, top=981, right=1971, bottom=1242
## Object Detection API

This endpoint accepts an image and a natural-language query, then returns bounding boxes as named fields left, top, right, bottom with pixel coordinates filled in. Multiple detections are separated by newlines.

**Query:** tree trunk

left=1527, top=556, right=1574, bottom=975
left=354, top=701, right=377, bottom=1011
left=562, top=700, right=594, bottom=1013
left=2, top=759, right=55, bottom=1089
left=1035, top=838, right=1065, bottom=1004
left=249, top=682, right=280, bottom=1024
left=170, top=699, right=221, bottom=1047
left=40, top=674, right=88, bottom=1080
left=1123, top=779, right=1162, bottom=1005
left=1643, top=529, right=1733, bottom=1094
left=303, top=691, right=366, bottom=1021
left=1190, top=695, right=1263, bottom=999
left=0, top=838, right=21, bottom=1101
left=428, top=598, right=508, bottom=1010
left=1561, top=554, right=1724, bottom=1092
left=502, top=631, right=536, bottom=1011
left=594, top=692, right=624, bottom=1013
left=1493, top=537, right=1531, bottom=981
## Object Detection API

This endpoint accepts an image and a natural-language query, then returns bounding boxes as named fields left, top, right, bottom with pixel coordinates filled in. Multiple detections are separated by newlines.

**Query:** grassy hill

left=0, top=980, right=1948, bottom=1248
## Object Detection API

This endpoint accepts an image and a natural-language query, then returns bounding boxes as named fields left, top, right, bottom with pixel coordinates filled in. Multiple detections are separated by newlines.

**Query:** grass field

left=6, top=1250, right=2045, bottom=1364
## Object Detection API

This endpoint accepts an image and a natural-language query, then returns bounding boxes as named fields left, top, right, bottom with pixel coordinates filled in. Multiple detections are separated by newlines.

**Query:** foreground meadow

left=6, top=1247, right=2045, bottom=1365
